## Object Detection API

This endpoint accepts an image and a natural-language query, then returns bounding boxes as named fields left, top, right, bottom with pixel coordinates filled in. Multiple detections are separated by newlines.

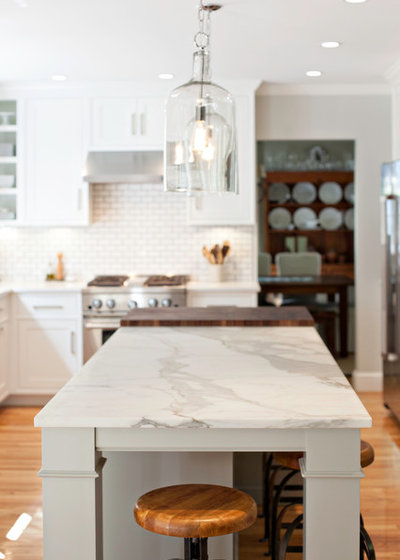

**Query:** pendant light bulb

left=164, top=2, right=237, bottom=194
left=192, top=119, right=208, bottom=153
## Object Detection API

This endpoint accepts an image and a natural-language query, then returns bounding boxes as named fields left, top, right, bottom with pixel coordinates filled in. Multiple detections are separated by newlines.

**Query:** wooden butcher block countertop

left=120, top=306, right=314, bottom=327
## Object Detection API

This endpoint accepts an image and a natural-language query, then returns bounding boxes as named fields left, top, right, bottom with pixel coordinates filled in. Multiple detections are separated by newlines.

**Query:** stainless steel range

left=82, top=275, right=187, bottom=362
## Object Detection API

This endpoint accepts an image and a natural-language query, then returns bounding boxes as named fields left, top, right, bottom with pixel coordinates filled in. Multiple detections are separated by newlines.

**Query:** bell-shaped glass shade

left=165, top=50, right=237, bottom=194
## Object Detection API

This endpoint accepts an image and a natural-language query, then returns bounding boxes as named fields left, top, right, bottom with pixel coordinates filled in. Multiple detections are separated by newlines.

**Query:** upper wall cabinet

left=91, top=97, right=165, bottom=149
left=186, top=93, right=256, bottom=226
left=24, top=97, right=89, bottom=226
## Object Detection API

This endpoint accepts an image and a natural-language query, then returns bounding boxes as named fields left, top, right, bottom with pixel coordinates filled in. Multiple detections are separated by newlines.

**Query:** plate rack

left=264, top=170, right=354, bottom=277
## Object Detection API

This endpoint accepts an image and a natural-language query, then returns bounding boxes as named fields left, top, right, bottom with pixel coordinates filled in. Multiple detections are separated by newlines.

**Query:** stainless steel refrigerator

left=382, top=160, right=400, bottom=419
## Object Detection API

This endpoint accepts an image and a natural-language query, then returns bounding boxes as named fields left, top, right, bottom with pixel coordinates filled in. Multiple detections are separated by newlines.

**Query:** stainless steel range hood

left=83, top=151, right=164, bottom=184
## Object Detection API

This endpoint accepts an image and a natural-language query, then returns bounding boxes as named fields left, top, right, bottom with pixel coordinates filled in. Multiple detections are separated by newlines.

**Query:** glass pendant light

left=165, top=2, right=237, bottom=195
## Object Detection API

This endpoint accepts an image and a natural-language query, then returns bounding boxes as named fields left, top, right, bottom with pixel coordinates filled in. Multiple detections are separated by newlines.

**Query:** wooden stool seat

left=134, top=483, right=257, bottom=538
left=274, top=440, right=375, bottom=471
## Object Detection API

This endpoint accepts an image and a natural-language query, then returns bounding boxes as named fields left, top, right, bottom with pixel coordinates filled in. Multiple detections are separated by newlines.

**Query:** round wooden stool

left=134, top=483, right=257, bottom=560
left=274, top=441, right=376, bottom=560
left=275, top=439, right=375, bottom=472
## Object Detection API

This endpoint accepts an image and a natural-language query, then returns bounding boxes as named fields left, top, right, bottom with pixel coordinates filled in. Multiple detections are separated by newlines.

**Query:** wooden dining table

left=258, top=275, right=354, bottom=357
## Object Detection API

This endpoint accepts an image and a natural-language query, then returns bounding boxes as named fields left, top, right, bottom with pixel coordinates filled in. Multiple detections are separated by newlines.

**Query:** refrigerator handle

left=382, top=195, right=399, bottom=360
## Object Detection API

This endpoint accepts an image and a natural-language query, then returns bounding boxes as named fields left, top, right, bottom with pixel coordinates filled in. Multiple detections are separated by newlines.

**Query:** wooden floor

left=0, top=393, right=399, bottom=559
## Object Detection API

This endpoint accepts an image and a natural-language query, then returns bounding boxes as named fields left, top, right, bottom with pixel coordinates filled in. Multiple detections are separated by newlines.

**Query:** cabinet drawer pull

left=77, top=188, right=82, bottom=211
left=140, top=112, right=146, bottom=135
left=131, top=113, right=137, bottom=135
left=33, top=305, right=64, bottom=310
left=70, top=331, right=76, bottom=355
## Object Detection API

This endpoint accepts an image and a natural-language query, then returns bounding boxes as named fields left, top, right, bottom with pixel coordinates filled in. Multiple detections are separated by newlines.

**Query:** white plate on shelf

left=319, top=181, right=343, bottom=204
left=0, top=175, right=14, bottom=188
left=319, top=207, right=343, bottom=230
left=293, top=207, right=318, bottom=230
left=268, top=182, right=290, bottom=203
left=344, top=182, right=354, bottom=203
left=0, top=208, right=15, bottom=220
left=292, top=182, right=317, bottom=204
left=0, top=112, right=15, bottom=125
left=268, top=207, right=292, bottom=230
left=344, top=208, right=354, bottom=230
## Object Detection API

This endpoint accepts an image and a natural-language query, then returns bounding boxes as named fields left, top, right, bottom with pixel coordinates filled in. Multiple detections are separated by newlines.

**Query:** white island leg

left=39, top=428, right=105, bottom=560
left=301, top=429, right=362, bottom=560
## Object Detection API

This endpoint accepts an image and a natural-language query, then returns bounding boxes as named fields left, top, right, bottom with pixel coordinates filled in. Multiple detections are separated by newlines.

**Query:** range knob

left=128, top=300, right=138, bottom=309
left=148, top=298, right=158, bottom=308
left=161, top=298, right=172, bottom=308
left=106, top=298, right=116, bottom=309
left=92, top=298, right=103, bottom=309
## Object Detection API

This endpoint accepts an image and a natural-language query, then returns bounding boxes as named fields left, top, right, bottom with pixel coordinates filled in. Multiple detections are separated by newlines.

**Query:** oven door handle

left=84, top=321, right=121, bottom=330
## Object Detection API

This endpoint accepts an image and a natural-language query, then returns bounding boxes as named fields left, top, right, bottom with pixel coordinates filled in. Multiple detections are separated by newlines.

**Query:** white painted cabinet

left=187, top=283, right=259, bottom=307
left=24, top=97, right=89, bottom=226
left=17, top=318, right=79, bottom=392
left=14, top=292, right=82, bottom=394
left=187, top=94, right=256, bottom=225
left=0, top=296, right=9, bottom=402
left=91, top=97, right=164, bottom=149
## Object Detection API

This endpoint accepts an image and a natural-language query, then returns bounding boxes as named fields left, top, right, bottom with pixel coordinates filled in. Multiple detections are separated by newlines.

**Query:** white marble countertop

left=35, top=326, right=371, bottom=429
left=0, top=281, right=85, bottom=294
left=0, top=280, right=259, bottom=295
left=186, top=281, right=260, bottom=292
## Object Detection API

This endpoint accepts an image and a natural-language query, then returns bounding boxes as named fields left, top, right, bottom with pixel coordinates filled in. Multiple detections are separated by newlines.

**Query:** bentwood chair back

left=275, top=252, right=321, bottom=277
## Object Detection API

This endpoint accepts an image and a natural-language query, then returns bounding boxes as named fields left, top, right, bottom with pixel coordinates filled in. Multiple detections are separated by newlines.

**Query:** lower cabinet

left=17, top=318, right=80, bottom=393
left=0, top=318, right=9, bottom=402
left=187, top=286, right=259, bottom=307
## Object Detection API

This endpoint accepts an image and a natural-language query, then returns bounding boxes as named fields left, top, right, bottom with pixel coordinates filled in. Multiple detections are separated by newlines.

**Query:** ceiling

left=1, top=0, right=400, bottom=85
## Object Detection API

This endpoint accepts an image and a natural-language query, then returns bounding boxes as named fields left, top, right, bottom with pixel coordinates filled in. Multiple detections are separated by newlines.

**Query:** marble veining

left=34, top=326, right=371, bottom=429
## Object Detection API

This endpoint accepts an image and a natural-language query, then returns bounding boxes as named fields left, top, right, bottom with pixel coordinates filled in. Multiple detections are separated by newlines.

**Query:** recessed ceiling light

left=321, top=41, right=341, bottom=49
left=344, top=0, right=368, bottom=3
left=158, top=73, right=174, bottom=80
left=306, top=70, right=323, bottom=77
left=14, top=0, right=28, bottom=6
left=51, top=74, right=67, bottom=81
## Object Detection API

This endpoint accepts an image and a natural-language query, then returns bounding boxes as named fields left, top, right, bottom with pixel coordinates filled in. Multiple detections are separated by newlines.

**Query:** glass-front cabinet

left=0, top=100, right=18, bottom=223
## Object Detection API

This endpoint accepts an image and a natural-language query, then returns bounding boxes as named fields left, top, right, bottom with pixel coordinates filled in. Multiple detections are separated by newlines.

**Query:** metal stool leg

left=278, top=514, right=303, bottom=560
left=260, top=453, right=274, bottom=541
left=270, top=470, right=299, bottom=560
left=275, top=502, right=302, bottom=556
left=184, top=538, right=208, bottom=560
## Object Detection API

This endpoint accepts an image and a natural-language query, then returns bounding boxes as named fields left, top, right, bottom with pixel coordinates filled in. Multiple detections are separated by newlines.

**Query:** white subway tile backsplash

left=0, top=184, right=255, bottom=282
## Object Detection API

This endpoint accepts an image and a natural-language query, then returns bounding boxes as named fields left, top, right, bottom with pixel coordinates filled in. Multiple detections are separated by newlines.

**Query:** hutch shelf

left=264, top=170, right=354, bottom=277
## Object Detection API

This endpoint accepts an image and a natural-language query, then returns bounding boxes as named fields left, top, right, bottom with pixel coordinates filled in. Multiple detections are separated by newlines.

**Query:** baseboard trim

left=352, top=370, right=383, bottom=392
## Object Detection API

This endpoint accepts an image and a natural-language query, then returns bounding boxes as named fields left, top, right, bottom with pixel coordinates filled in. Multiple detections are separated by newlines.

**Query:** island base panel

left=102, top=451, right=234, bottom=560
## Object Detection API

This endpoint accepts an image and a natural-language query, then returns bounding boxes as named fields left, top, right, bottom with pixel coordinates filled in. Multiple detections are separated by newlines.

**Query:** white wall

left=256, top=89, right=392, bottom=388
left=0, top=184, right=254, bottom=282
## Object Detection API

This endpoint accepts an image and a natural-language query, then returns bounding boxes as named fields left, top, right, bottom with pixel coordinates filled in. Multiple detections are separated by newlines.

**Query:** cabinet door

left=92, top=98, right=138, bottom=147
left=187, top=94, right=256, bottom=225
left=24, top=98, right=88, bottom=226
left=135, top=98, right=165, bottom=148
left=91, top=97, right=164, bottom=148
left=0, top=321, right=9, bottom=402
left=17, top=318, right=79, bottom=393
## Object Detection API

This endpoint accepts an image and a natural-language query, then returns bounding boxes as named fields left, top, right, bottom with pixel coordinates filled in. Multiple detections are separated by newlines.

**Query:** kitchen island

left=35, top=326, right=371, bottom=560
